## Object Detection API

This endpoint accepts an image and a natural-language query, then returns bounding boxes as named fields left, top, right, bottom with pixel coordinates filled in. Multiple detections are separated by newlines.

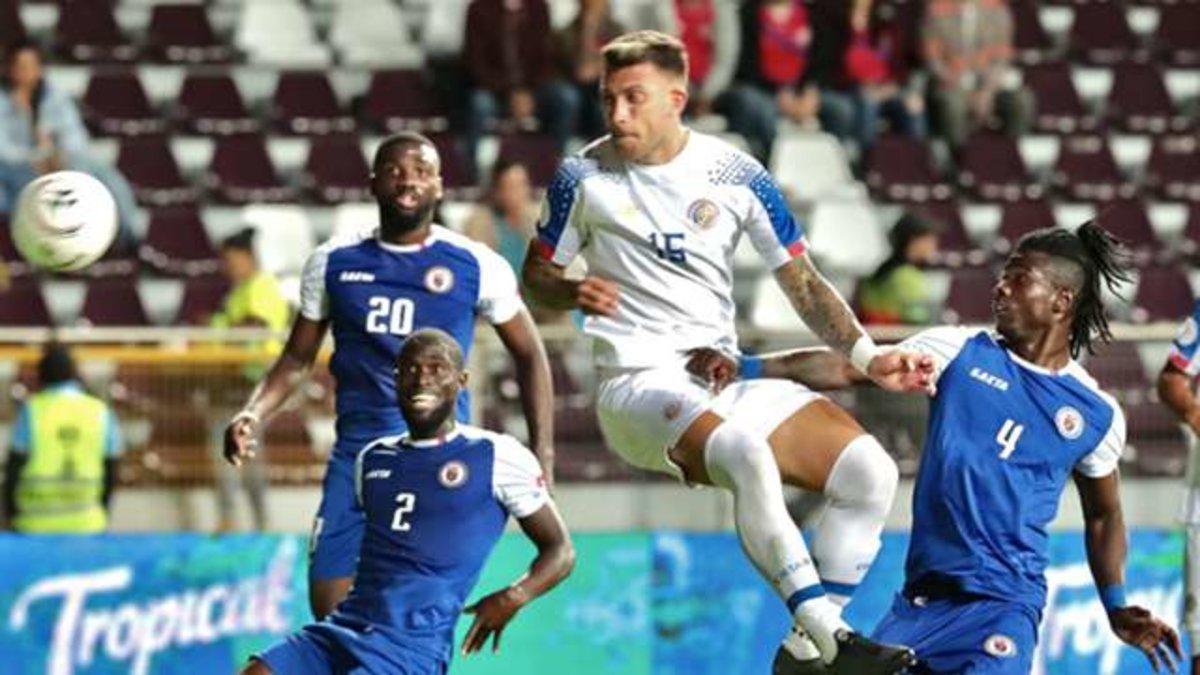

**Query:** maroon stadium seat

left=428, top=134, right=476, bottom=197
left=177, top=275, right=231, bottom=325
left=66, top=238, right=141, bottom=280
left=139, top=207, right=221, bottom=277
left=942, top=268, right=996, bottom=324
left=1051, top=136, right=1134, bottom=201
left=82, top=72, right=165, bottom=137
left=0, top=1, right=27, bottom=47
left=1093, top=199, right=1165, bottom=267
left=117, top=136, right=199, bottom=207
left=1068, top=3, right=1142, bottom=65
left=80, top=278, right=149, bottom=327
left=0, top=278, right=49, bottom=326
left=207, top=134, right=294, bottom=205
left=361, top=70, right=449, bottom=133
left=1126, top=403, right=1185, bottom=477
left=55, top=1, right=137, bottom=63
left=1131, top=266, right=1194, bottom=323
left=176, top=73, right=258, bottom=136
left=145, top=4, right=234, bottom=64
left=1145, top=135, right=1200, bottom=202
left=908, top=201, right=987, bottom=267
left=303, top=135, right=371, bottom=204
left=496, top=133, right=562, bottom=189
left=0, top=214, right=32, bottom=279
left=958, top=132, right=1041, bottom=202
left=1155, top=4, right=1200, bottom=67
left=1085, top=341, right=1149, bottom=406
left=272, top=71, right=355, bottom=136
left=1107, top=63, right=1189, bottom=134
left=1010, top=0, right=1050, bottom=64
left=1024, top=62, right=1098, bottom=134
left=1182, top=203, right=1200, bottom=260
left=993, top=199, right=1058, bottom=255
left=865, top=135, right=952, bottom=202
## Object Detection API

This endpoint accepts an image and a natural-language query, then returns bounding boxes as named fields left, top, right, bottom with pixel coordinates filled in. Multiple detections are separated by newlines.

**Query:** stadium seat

left=117, top=136, right=200, bottom=207
left=428, top=134, right=477, bottom=197
left=71, top=239, right=141, bottom=280
left=234, top=0, right=330, bottom=67
left=908, top=201, right=987, bottom=267
left=942, top=268, right=997, bottom=324
left=1010, top=0, right=1051, bottom=64
left=207, top=134, right=294, bottom=205
left=240, top=205, right=316, bottom=276
left=0, top=278, right=50, bottom=327
left=1024, top=62, right=1098, bottom=134
left=80, top=278, right=150, bottom=327
left=361, top=70, right=450, bottom=134
left=1107, top=63, right=1190, bottom=134
left=82, top=72, right=166, bottom=137
left=1051, top=135, right=1135, bottom=201
left=138, top=278, right=185, bottom=325
left=1126, top=402, right=1185, bottom=476
left=1068, top=3, right=1143, bottom=65
left=329, top=0, right=424, bottom=68
left=0, top=1, right=27, bottom=47
left=176, top=275, right=231, bottom=325
left=1085, top=341, right=1150, bottom=406
left=994, top=199, right=1058, bottom=255
left=1182, top=203, right=1200, bottom=260
left=0, top=215, right=32, bottom=280
left=331, top=203, right=378, bottom=240
left=1145, top=134, right=1200, bottom=202
left=769, top=131, right=857, bottom=203
left=807, top=199, right=888, bottom=278
left=1093, top=199, right=1166, bottom=267
left=271, top=72, right=355, bottom=136
left=865, top=135, right=952, bottom=202
left=54, top=1, right=137, bottom=63
left=495, top=134, right=561, bottom=189
left=139, top=207, right=221, bottom=277
left=958, top=133, right=1042, bottom=202
left=175, top=73, right=259, bottom=136
left=1130, top=265, right=1193, bottom=323
left=145, top=4, right=234, bottom=64
left=1154, top=4, right=1200, bottom=67
left=303, top=135, right=371, bottom=204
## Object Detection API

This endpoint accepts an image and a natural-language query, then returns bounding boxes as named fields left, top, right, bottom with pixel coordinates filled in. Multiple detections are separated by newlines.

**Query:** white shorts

left=595, top=365, right=825, bottom=481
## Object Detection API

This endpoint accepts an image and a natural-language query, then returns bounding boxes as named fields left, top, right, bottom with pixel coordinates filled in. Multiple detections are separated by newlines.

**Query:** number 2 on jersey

left=996, top=419, right=1024, bottom=460
left=366, top=296, right=414, bottom=335
left=391, top=492, right=416, bottom=531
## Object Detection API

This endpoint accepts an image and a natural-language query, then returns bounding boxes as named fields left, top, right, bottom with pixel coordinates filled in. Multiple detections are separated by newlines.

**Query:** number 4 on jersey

left=996, top=419, right=1024, bottom=460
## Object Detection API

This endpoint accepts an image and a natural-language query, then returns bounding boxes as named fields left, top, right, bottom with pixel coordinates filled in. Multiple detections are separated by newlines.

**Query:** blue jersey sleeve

left=535, top=158, right=590, bottom=266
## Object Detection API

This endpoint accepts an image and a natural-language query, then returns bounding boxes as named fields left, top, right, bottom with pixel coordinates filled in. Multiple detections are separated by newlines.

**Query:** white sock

left=811, top=434, right=898, bottom=607
left=703, top=422, right=848, bottom=661
left=781, top=625, right=822, bottom=662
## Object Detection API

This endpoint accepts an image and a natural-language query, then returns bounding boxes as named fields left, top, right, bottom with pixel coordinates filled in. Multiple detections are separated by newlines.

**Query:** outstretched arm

left=224, top=317, right=329, bottom=466
left=521, top=242, right=617, bottom=316
left=1158, top=362, right=1200, bottom=433
left=461, top=502, right=575, bottom=655
left=1075, top=472, right=1182, bottom=672
left=494, top=309, right=556, bottom=485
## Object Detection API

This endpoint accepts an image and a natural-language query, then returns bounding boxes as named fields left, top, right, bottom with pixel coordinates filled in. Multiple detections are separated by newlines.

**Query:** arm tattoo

left=774, top=256, right=866, bottom=357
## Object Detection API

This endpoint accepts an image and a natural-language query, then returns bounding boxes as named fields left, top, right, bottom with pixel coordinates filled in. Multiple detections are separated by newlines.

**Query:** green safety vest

left=14, top=389, right=109, bottom=533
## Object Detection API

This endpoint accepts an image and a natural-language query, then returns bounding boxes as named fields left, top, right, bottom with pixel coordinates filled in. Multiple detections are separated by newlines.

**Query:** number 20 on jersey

left=366, top=296, right=415, bottom=335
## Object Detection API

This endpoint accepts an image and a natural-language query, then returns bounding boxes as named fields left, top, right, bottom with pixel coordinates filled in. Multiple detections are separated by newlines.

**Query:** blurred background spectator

left=0, top=40, right=138, bottom=243
left=466, top=158, right=539, bottom=275
left=857, top=212, right=940, bottom=326
left=674, top=0, right=739, bottom=120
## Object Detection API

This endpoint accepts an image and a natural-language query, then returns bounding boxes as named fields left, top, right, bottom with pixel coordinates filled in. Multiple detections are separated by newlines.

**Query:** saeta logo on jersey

left=1055, top=406, right=1085, bottom=440
left=686, top=199, right=720, bottom=231
left=439, top=460, right=469, bottom=488
left=424, top=266, right=454, bottom=294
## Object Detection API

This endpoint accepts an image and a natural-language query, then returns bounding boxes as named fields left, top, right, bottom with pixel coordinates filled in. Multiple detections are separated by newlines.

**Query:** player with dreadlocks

left=687, top=222, right=1183, bottom=673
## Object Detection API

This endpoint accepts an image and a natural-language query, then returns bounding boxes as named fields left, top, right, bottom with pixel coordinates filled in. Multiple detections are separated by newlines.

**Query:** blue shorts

left=255, top=617, right=448, bottom=675
left=872, top=593, right=1040, bottom=674
left=309, top=435, right=382, bottom=580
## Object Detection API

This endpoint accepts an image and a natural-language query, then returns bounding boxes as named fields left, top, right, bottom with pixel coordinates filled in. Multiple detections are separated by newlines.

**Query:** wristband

left=1099, top=584, right=1127, bottom=613
left=739, top=355, right=764, bottom=380
left=849, top=335, right=882, bottom=375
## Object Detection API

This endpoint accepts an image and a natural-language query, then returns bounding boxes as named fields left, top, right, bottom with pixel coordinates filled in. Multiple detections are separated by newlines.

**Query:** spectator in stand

left=465, top=158, right=539, bottom=275
left=718, top=0, right=818, bottom=161
left=556, top=0, right=625, bottom=139
left=672, top=0, right=740, bottom=119
left=463, top=0, right=580, bottom=180
left=845, top=0, right=926, bottom=147
left=857, top=212, right=940, bottom=326
left=0, top=41, right=138, bottom=244
left=799, top=0, right=865, bottom=145
left=922, top=0, right=1033, bottom=149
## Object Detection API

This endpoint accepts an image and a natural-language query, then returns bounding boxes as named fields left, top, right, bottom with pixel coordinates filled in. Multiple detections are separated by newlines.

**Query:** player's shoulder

left=1065, top=360, right=1124, bottom=419
left=907, top=325, right=990, bottom=355
left=308, top=229, right=376, bottom=267
left=691, top=131, right=772, bottom=187
left=428, top=225, right=513, bottom=278
left=458, top=425, right=540, bottom=470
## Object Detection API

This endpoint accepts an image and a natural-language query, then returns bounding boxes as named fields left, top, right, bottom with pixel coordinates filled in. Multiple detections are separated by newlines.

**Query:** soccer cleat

left=826, top=630, right=917, bottom=675
left=772, top=647, right=827, bottom=674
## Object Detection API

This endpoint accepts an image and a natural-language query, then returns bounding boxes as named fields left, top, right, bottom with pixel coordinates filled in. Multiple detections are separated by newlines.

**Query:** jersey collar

left=400, top=426, right=462, bottom=448
left=998, top=336, right=1076, bottom=376
left=375, top=226, right=442, bottom=253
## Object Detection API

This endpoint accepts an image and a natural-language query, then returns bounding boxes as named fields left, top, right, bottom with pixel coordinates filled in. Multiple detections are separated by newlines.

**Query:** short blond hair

left=601, top=30, right=688, bottom=81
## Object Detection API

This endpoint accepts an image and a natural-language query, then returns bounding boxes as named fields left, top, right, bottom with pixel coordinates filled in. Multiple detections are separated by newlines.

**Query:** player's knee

left=825, top=435, right=898, bottom=515
left=704, top=421, right=776, bottom=488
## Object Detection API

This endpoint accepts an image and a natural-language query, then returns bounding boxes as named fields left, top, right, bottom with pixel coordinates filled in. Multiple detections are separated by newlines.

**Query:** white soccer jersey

left=534, top=131, right=807, bottom=368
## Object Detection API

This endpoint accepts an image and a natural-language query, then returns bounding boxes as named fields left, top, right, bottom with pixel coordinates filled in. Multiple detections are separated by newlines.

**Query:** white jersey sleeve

left=492, top=435, right=549, bottom=519
left=474, top=244, right=524, bottom=325
left=898, top=326, right=979, bottom=388
left=739, top=163, right=808, bottom=270
left=299, top=244, right=332, bottom=321
left=534, top=157, right=591, bottom=267
left=1075, top=402, right=1125, bottom=478
left=1168, top=300, right=1200, bottom=377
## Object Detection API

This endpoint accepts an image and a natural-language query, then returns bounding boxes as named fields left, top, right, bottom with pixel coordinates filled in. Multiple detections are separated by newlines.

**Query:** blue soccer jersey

left=299, top=227, right=524, bottom=447
left=899, top=327, right=1125, bottom=612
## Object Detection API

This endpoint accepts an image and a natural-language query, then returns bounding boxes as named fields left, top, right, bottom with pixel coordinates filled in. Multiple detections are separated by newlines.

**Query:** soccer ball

left=12, top=170, right=118, bottom=272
